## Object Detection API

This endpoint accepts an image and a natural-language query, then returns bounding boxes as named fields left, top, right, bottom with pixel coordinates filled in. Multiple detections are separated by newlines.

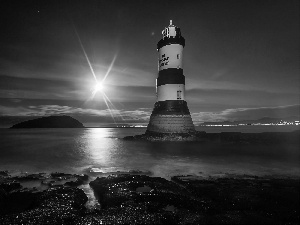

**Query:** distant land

left=10, top=115, right=85, bottom=128
left=0, top=115, right=299, bottom=128
left=199, top=116, right=300, bottom=126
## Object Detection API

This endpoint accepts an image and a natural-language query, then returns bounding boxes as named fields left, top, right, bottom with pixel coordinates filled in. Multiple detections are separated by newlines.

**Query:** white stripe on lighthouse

left=158, top=44, right=183, bottom=71
left=157, top=84, right=185, bottom=101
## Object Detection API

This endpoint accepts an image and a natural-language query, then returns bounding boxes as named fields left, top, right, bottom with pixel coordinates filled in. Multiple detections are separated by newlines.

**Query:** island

left=10, top=115, right=85, bottom=128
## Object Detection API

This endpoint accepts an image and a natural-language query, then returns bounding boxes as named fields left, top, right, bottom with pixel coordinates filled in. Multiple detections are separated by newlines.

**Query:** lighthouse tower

left=147, top=20, right=195, bottom=133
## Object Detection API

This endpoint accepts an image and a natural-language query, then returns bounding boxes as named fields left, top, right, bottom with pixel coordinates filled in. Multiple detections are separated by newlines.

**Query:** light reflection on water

left=84, top=128, right=116, bottom=166
left=0, top=128, right=299, bottom=179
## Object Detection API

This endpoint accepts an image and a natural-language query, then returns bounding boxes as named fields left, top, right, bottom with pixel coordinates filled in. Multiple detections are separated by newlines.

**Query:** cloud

left=186, top=79, right=255, bottom=92
left=0, top=105, right=37, bottom=116
left=1, top=102, right=299, bottom=127
left=186, top=88, right=299, bottom=112
left=0, top=104, right=152, bottom=127
left=192, top=104, right=300, bottom=123
left=0, top=75, right=82, bottom=100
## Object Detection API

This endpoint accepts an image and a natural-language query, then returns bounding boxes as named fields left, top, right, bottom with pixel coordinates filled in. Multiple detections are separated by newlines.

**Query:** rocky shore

left=124, top=129, right=300, bottom=143
left=1, top=170, right=299, bottom=224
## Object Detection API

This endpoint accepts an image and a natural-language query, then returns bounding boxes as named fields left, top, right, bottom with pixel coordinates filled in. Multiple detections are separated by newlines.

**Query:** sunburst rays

left=73, top=25, right=122, bottom=126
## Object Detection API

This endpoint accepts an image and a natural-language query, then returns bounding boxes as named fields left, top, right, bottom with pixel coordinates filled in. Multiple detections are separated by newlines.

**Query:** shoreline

left=1, top=170, right=299, bottom=224
left=124, top=129, right=300, bottom=142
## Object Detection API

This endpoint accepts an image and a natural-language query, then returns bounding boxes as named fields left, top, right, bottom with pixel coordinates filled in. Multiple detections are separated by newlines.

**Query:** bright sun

left=94, top=82, right=104, bottom=93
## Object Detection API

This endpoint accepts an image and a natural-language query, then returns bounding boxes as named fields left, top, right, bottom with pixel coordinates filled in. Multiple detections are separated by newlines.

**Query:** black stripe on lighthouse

left=157, top=68, right=185, bottom=86
left=157, top=36, right=185, bottom=50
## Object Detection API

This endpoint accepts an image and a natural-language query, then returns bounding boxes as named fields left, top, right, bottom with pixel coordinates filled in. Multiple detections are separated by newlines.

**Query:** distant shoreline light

left=116, top=125, right=147, bottom=128
left=199, top=122, right=299, bottom=127
left=84, top=123, right=299, bottom=128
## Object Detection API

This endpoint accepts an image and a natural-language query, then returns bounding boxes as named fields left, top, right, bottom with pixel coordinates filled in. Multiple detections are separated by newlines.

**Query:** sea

left=1, top=126, right=299, bottom=179
left=1, top=126, right=299, bottom=207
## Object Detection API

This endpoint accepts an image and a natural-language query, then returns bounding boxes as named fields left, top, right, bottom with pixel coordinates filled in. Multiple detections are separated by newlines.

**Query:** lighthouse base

left=123, top=130, right=206, bottom=142
left=147, top=114, right=194, bottom=133
left=146, top=100, right=195, bottom=133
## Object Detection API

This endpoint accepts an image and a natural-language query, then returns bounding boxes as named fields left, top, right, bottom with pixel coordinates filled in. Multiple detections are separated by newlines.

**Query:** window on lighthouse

left=164, top=28, right=169, bottom=38
left=177, top=90, right=182, bottom=100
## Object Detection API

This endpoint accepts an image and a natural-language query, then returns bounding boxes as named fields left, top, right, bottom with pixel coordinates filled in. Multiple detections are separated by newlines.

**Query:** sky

left=0, top=0, right=299, bottom=127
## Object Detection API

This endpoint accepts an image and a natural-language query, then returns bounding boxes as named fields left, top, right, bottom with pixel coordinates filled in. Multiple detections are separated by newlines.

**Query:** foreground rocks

left=1, top=171, right=299, bottom=224
left=172, top=175, right=300, bottom=224
left=89, top=174, right=207, bottom=224
left=1, top=187, right=87, bottom=224
left=89, top=174, right=299, bottom=224
left=0, top=171, right=89, bottom=224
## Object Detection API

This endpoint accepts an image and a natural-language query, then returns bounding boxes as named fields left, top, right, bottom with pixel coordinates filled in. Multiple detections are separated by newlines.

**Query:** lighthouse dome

left=162, top=20, right=182, bottom=39
left=157, top=20, right=185, bottom=50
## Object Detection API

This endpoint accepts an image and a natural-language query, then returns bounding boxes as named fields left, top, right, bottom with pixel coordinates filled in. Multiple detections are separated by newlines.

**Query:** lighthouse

left=147, top=20, right=195, bottom=134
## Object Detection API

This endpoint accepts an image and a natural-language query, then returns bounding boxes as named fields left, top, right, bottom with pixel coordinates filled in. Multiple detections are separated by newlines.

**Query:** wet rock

left=65, top=174, right=89, bottom=187
left=171, top=175, right=300, bottom=224
left=65, top=178, right=84, bottom=187
left=0, top=188, right=7, bottom=214
left=39, top=186, right=87, bottom=208
left=65, top=179, right=81, bottom=187
left=78, top=174, right=88, bottom=181
left=89, top=174, right=208, bottom=224
left=128, top=169, right=152, bottom=175
left=14, top=173, right=46, bottom=181
left=0, top=187, right=88, bottom=224
left=136, top=185, right=152, bottom=193
left=41, top=180, right=53, bottom=185
left=2, top=189, right=42, bottom=215
left=0, top=171, right=9, bottom=177
left=0, top=171, right=89, bottom=224
left=163, top=204, right=177, bottom=212
left=0, top=181, right=22, bottom=193
left=1, top=170, right=299, bottom=224
left=48, top=183, right=64, bottom=188
left=50, top=172, right=73, bottom=179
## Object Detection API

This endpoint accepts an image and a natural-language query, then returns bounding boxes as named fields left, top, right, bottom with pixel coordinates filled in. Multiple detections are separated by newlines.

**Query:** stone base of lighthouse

left=124, top=101, right=202, bottom=141
left=147, top=100, right=195, bottom=133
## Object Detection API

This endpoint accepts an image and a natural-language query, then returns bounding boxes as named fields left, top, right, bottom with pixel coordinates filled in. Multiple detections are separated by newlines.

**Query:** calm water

left=0, top=126, right=299, bottom=179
